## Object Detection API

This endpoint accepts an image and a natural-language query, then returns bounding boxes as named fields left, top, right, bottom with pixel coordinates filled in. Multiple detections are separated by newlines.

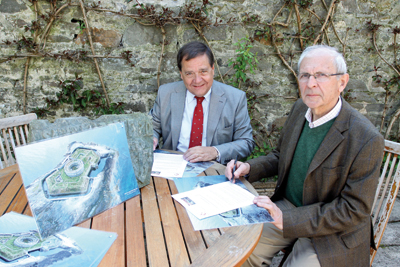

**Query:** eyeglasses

left=183, top=69, right=211, bottom=79
left=298, top=72, right=344, bottom=83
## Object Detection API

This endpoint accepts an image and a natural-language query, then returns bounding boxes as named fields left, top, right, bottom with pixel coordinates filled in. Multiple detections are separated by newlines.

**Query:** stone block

left=0, top=0, right=27, bottom=13
left=123, top=22, right=162, bottom=46
left=27, top=113, right=153, bottom=188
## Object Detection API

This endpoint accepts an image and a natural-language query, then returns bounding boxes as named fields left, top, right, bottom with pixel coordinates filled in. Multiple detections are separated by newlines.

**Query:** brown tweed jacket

left=247, top=98, right=384, bottom=267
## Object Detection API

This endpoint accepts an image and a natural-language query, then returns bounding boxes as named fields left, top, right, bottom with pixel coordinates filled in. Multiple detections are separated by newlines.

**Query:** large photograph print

left=0, top=212, right=116, bottom=267
left=15, top=122, right=139, bottom=239
left=174, top=175, right=273, bottom=230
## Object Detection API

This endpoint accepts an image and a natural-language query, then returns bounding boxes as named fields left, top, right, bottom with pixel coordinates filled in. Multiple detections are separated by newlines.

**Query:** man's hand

left=183, top=146, right=218, bottom=162
left=153, top=137, right=158, bottom=150
left=225, top=160, right=250, bottom=183
left=253, top=196, right=283, bottom=230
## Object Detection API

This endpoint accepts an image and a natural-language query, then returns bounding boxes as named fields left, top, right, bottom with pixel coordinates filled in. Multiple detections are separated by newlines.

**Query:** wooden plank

left=0, top=169, right=23, bottom=215
left=141, top=177, right=169, bottom=267
left=0, top=165, right=18, bottom=193
left=204, top=167, right=220, bottom=176
left=76, top=219, right=91, bottom=229
left=92, top=204, right=125, bottom=267
left=168, top=179, right=206, bottom=261
left=13, top=126, right=21, bottom=146
left=126, top=195, right=146, bottom=267
left=191, top=224, right=263, bottom=267
left=0, top=113, right=37, bottom=129
left=19, top=126, right=26, bottom=145
left=201, top=229, right=222, bottom=247
left=23, top=204, right=32, bottom=216
left=2, top=129, right=14, bottom=166
left=6, top=185, right=28, bottom=214
left=154, top=177, right=190, bottom=267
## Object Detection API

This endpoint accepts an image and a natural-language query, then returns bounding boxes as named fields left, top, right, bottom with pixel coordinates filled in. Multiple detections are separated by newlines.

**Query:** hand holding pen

left=231, top=156, right=237, bottom=183
left=225, top=156, right=251, bottom=183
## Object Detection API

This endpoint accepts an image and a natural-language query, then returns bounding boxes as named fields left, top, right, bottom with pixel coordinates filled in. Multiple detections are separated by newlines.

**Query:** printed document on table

left=172, top=181, right=255, bottom=219
left=151, top=153, right=188, bottom=178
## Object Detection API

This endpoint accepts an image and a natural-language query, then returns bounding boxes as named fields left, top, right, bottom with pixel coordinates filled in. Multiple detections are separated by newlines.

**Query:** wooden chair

left=370, top=139, right=400, bottom=265
left=0, top=113, right=37, bottom=169
left=279, top=139, right=400, bottom=267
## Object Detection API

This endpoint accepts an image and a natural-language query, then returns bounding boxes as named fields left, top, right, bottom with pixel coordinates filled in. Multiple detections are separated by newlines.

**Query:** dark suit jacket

left=247, top=98, right=384, bottom=267
left=150, top=80, right=255, bottom=164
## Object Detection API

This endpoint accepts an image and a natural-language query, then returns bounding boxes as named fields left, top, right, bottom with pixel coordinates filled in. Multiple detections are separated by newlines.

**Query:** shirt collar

left=186, top=87, right=212, bottom=103
left=305, top=97, right=342, bottom=128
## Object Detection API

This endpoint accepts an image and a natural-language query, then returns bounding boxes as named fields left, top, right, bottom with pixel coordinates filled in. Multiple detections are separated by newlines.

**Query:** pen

left=231, top=155, right=237, bottom=183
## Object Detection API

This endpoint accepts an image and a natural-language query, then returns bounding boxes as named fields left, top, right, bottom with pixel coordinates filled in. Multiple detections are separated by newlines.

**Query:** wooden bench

left=0, top=113, right=37, bottom=169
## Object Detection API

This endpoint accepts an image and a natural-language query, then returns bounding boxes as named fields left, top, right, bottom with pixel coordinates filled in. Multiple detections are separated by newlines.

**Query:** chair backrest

left=370, top=139, right=400, bottom=265
left=0, top=113, right=37, bottom=169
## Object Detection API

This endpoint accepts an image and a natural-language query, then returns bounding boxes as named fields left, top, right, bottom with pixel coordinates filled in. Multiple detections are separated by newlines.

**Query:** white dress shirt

left=305, top=97, right=342, bottom=128
left=177, top=89, right=211, bottom=152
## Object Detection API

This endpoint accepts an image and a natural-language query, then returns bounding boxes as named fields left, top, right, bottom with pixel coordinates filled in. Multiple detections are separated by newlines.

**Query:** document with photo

left=151, top=153, right=188, bottom=178
left=172, top=181, right=255, bottom=219
left=173, top=175, right=273, bottom=230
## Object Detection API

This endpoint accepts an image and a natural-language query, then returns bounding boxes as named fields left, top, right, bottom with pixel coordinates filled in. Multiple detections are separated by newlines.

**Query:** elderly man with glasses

left=150, top=41, right=255, bottom=164
left=226, top=45, right=384, bottom=267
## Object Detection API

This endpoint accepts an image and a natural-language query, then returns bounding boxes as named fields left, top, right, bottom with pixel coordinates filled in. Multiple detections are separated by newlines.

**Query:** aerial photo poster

left=15, top=122, right=140, bottom=239
left=173, top=175, right=273, bottom=230
left=0, top=212, right=116, bottom=267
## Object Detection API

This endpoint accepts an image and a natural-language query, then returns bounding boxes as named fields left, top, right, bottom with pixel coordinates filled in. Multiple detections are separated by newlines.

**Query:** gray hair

left=298, top=45, right=347, bottom=74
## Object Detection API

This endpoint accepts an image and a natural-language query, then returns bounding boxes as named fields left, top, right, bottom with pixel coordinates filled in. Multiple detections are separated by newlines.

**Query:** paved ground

left=252, top=182, right=400, bottom=266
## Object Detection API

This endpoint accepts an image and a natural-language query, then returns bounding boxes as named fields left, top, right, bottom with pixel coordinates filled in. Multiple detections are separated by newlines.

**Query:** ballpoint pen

left=231, top=155, right=237, bottom=183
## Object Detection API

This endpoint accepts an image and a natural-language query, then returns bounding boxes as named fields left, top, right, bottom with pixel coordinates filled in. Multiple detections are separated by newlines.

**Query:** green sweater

left=284, top=119, right=335, bottom=207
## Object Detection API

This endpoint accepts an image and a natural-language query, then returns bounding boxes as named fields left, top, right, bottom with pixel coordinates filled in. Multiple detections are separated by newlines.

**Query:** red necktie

left=189, top=96, right=205, bottom=148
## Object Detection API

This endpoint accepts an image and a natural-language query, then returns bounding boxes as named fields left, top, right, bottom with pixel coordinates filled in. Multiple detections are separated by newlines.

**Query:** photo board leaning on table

left=15, top=122, right=140, bottom=239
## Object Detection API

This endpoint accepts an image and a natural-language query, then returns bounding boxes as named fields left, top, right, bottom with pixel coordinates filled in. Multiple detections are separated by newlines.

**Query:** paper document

left=172, top=181, right=256, bottom=219
left=151, top=153, right=188, bottom=178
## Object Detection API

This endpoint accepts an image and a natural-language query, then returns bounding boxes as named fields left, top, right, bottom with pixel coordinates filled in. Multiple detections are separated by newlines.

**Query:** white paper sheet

left=151, top=153, right=188, bottom=178
left=172, top=181, right=256, bottom=219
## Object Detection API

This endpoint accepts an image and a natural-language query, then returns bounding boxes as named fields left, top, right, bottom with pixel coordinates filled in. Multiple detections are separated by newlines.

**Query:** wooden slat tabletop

left=0, top=162, right=262, bottom=266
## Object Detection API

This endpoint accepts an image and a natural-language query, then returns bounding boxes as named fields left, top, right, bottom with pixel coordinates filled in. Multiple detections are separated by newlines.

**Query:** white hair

left=298, top=45, right=347, bottom=74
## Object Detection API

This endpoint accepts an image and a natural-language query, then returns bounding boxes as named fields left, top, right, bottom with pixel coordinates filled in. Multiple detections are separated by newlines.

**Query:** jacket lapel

left=307, top=99, right=350, bottom=175
left=207, top=82, right=226, bottom=146
left=171, top=84, right=186, bottom=150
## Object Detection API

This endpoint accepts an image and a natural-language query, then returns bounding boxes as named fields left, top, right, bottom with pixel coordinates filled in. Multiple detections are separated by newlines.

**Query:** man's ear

left=180, top=71, right=183, bottom=80
left=339, top=73, right=350, bottom=93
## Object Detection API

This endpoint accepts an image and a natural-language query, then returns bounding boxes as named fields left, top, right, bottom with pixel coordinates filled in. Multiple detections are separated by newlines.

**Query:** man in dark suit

left=150, top=41, right=255, bottom=164
left=226, top=45, right=384, bottom=266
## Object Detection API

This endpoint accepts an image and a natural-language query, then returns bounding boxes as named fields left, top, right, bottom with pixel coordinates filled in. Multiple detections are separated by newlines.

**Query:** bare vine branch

left=313, top=0, right=336, bottom=45
left=191, top=22, right=225, bottom=83
left=78, top=0, right=110, bottom=107
left=38, top=2, right=71, bottom=49
left=385, top=107, right=400, bottom=139
left=270, top=26, right=299, bottom=95
left=157, top=27, right=166, bottom=88
left=372, top=31, right=400, bottom=76
left=294, top=4, right=304, bottom=50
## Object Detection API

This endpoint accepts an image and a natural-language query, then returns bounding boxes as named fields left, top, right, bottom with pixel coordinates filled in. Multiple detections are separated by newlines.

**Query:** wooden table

left=0, top=163, right=262, bottom=266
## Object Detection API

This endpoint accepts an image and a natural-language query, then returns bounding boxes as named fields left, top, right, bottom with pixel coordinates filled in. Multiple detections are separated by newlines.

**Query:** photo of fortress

left=15, top=123, right=139, bottom=239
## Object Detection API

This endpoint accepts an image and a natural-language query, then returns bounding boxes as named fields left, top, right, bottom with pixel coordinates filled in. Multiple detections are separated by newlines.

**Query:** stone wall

left=1, top=0, right=400, bottom=144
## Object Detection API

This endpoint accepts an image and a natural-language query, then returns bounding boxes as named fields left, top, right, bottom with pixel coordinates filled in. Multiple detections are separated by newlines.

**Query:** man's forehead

left=299, top=54, right=335, bottom=71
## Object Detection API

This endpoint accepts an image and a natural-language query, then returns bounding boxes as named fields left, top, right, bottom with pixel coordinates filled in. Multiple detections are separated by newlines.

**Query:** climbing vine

left=0, top=0, right=399, bottom=143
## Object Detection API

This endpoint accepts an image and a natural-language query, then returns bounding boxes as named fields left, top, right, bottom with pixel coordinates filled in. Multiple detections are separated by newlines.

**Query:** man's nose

left=194, top=73, right=202, bottom=83
left=307, top=75, right=318, bottom=87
